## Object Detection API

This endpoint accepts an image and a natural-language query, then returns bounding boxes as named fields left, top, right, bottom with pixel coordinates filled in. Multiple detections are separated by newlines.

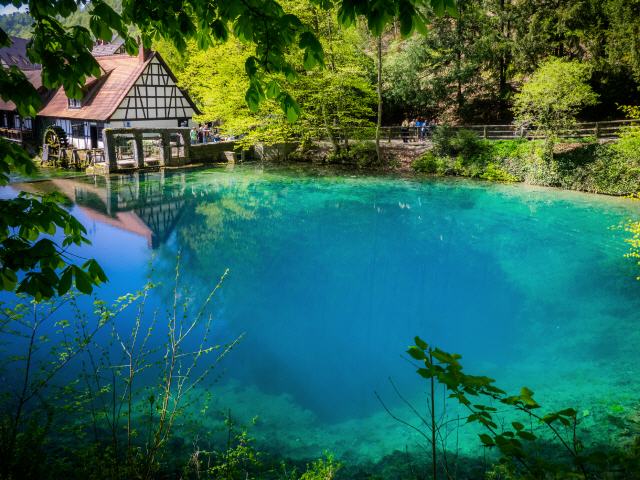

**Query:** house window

left=68, top=98, right=82, bottom=109
left=178, top=118, right=189, bottom=127
left=71, top=122, right=84, bottom=140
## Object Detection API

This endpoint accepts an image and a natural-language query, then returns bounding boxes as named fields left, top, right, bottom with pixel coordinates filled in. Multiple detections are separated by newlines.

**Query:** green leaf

left=407, top=346, right=426, bottom=360
left=516, top=430, right=536, bottom=441
left=414, top=336, right=428, bottom=350
left=557, top=408, right=577, bottom=417
left=245, top=57, right=258, bottom=78
left=278, top=93, right=300, bottom=122
left=512, top=421, right=524, bottom=431
left=266, top=80, right=281, bottom=99
left=479, top=434, right=495, bottom=447
left=233, top=14, right=254, bottom=43
left=73, top=266, right=93, bottom=294
left=58, top=268, right=73, bottom=295
left=245, top=84, right=261, bottom=113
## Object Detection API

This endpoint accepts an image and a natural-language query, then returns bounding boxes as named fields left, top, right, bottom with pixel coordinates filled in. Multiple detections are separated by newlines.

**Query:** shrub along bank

left=412, top=126, right=640, bottom=196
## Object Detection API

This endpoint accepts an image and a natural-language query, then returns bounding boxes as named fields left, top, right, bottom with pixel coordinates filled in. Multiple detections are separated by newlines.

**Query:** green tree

left=166, top=0, right=377, bottom=152
left=513, top=57, right=598, bottom=152
left=383, top=0, right=498, bottom=123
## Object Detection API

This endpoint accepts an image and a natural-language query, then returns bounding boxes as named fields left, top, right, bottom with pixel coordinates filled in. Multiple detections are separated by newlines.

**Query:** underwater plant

left=404, top=337, right=640, bottom=479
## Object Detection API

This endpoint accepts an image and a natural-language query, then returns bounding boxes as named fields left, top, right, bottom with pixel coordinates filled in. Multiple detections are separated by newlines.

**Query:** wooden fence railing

left=449, top=119, right=638, bottom=140
left=311, top=120, right=638, bottom=143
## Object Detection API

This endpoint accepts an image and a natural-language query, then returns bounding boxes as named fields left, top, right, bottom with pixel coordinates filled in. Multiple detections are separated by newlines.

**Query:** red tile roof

left=38, top=52, right=154, bottom=121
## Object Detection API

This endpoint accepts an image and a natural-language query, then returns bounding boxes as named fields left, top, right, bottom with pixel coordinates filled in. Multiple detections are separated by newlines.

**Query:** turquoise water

left=4, top=165, right=640, bottom=467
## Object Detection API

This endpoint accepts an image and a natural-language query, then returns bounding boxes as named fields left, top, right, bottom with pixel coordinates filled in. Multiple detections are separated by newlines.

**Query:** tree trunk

left=455, top=6, right=464, bottom=118
left=498, top=0, right=511, bottom=119
left=375, top=34, right=383, bottom=164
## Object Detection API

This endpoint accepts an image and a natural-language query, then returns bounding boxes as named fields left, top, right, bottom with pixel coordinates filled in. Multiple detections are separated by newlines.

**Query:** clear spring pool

left=5, top=164, right=640, bottom=468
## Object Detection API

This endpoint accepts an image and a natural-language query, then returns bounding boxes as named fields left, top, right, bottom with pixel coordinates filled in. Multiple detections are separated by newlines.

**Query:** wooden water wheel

left=42, top=126, right=69, bottom=166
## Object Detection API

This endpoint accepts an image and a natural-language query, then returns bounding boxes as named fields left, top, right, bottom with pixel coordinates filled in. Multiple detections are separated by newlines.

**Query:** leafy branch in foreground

left=407, top=337, right=589, bottom=478
left=0, top=135, right=106, bottom=300
left=0, top=289, right=138, bottom=479
left=0, top=191, right=107, bottom=300
left=78, top=261, right=243, bottom=480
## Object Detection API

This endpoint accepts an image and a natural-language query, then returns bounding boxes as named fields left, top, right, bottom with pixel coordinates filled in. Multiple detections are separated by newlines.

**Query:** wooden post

left=595, top=122, right=600, bottom=139
left=483, top=126, right=487, bottom=139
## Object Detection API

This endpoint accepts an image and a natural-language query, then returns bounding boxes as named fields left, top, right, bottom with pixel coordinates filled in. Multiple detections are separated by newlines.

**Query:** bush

left=450, top=128, right=484, bottom=157
left=610, top=126, right=640, bottom=165
left=417, top=135, right=639, bottom=195
left=480, top=163, right=519, bottom=182
left=412, top=152, right=449, bottom=175
left=326, top=141, right=382, bottom=169
left=430, top=125, right=457, bottom=156
left=299, top=454, right=341, bottom=480
left=432, top=126, right=483, bottom=158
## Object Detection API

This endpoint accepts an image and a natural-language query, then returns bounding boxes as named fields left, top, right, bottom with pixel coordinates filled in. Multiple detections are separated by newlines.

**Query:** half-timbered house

left=38, top=42, right=199, bottom=149
left=0, top=37, right=199, bottom=148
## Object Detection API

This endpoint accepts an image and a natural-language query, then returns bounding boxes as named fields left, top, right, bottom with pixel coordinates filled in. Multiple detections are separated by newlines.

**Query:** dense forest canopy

left=2, top=0, right=640, bottom=127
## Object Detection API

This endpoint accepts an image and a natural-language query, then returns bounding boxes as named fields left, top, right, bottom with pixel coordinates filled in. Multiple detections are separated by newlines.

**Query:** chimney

left=137, top=37, right=146, bottom=63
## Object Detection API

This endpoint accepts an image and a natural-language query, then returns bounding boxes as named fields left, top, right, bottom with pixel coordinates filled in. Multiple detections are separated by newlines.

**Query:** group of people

left=400, top=117, right=433, bottom=143
left=190, top=125, right=223, bottom=144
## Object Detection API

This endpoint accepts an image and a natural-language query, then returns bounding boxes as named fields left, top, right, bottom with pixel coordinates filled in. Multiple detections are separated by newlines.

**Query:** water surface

left=5, top=165, right=640, bottom=465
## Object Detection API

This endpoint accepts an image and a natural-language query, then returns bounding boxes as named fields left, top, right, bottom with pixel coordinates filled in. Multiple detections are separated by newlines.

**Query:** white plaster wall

left=108, top=119, right=196, bottom=128
left=110, top=57, right=195, bottom=122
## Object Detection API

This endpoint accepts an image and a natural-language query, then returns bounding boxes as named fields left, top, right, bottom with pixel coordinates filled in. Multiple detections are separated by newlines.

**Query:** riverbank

left=287, top=127, right=640, bottom=197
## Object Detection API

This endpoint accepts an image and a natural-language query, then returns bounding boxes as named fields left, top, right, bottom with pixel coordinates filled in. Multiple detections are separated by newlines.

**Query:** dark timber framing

left=113, top=56, right=197, bottom=122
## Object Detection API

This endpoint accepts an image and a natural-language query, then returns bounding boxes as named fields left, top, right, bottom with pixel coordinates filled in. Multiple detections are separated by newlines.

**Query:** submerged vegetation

left=3, top=280, right=640, bottom=479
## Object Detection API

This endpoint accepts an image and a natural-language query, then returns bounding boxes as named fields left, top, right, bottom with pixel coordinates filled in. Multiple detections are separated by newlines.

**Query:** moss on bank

left=412, top=127, right=640, bottom=196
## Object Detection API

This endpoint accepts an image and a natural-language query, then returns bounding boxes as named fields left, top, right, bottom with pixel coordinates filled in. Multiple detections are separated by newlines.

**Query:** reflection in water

left=16, top=171, right=190, bottom=248
left=9, top=166, right=640, bottom=463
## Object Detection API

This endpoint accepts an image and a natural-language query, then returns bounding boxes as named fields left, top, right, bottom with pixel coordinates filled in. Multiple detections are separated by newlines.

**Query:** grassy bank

left=411, top=126, right=640, bottom=196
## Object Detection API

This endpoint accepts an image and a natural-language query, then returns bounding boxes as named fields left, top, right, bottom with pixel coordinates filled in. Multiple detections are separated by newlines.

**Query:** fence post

left=388, top=127, right=391, bottom=143
left=595, top=122, right=600, bottom=139
left=483, top=126, right=487, bottom=139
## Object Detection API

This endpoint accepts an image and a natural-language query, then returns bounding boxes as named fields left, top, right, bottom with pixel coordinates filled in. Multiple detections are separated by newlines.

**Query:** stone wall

left=253, top=142, right=298, bottom=161
left=189, top=142, right=237, bottom=163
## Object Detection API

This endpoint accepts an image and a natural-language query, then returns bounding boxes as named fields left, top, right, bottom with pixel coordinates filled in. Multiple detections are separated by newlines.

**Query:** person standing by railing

left=416, top=117, right=425, bottom=142
left=401, top=118, right=410, bottom=143
left=409, top=118, right=417, bottom=142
